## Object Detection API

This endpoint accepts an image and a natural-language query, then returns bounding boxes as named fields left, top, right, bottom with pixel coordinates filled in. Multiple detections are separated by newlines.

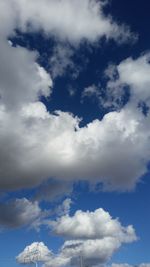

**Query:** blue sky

left=0, top=0, right=150, bottom=267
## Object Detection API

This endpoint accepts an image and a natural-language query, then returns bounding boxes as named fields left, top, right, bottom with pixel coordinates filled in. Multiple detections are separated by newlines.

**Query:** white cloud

left=0, top=0, right=148, bottom=194
left=0, top=198, right=41, bottom=228
left=3, top=0, right=134, bottom=45
left=45, top=208, right=137, bottom=267
left=104, top=53, right=150, bottom=108
left=117, top=53, right=150, bottom=104
left=0, top=39, right=52, bottom=110
left=51, top=208, right=136, bottom=242
left=16, top=242, right=53, bottom=264
left=56, top=198, right=73, bottom=216
left=1, top=94, right=150, bottom=191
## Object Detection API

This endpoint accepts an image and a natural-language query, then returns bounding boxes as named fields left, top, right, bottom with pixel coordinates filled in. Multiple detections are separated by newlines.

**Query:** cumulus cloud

left=0, top=0, right=148, bottom=195
left=45, top=208, right=137, bottom=267
left=116, top=53, right=150, bottom=105
left=51, top=208, right=136, bottom=242
left=1, top=101, right=149, bottom=192
left=16, top=242, right=52, bottom=264
left=83, top=53, right=150, bottom=111
left=0, top=198, right=41, bottom=228
left=103, top=53, right=150, bottom=109
left=0, top=39, right=52, bottom=111
left=0, top=0, right=135, bottom=44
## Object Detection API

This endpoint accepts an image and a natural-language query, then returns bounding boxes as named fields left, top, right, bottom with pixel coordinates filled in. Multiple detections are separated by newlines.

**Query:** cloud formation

left=0, top=0, right=134, bottom=44
left=52, top=208, right=136, bottom=242
left=16, top=242, right=52, bottom=264
left=0, top=198, right=41, bottom=228
left=45, top=208, right=137, bottom=267
left=1, top=100, right=149, bottom=191
left=0, top=0, right=148, bottom=195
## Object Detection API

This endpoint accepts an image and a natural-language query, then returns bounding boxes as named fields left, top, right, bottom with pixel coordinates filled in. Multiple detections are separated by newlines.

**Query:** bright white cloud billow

left=0, top=0, right=135, bottom=44
left=16, top=242, right=52, bottom=264
left=1, top=98, right=150, bottom=191
left=44, top=208, right=137, bottom=267
left=0, top=39, right=52, bottom=110
left=51, top=208, right=136, bottom=242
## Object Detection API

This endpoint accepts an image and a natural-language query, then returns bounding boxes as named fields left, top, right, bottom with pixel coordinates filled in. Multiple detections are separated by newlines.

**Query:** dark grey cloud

left=35, top=180, right=73, bottom=202
left=0, top=198, right=41, bottom=228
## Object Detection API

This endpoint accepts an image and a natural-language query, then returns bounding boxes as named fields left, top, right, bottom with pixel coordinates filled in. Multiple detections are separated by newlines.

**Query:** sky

left=0, top=0, right=150, bottom=266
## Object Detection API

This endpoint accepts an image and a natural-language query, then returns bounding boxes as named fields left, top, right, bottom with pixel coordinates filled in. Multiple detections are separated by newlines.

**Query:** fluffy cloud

left=1, top=101, right=149, bottom=191
left=16, top=242, right=52, bottom=264
left=15, top=207, right=137, bottom=267
left=0, top=198, right=41, bottom=228
left=0, top=0, right=148, bottom=194
left=116, top=53, right=150, bottom=105
left=45, top=208, right=137, bottom=267
left=0, top=0, right=135, bottom=44
left=84, top=53, right=150, bottom=110
left=103, top=53, right=150, bottom=109
left=0, top=39, right=52, bottom=110
left=52, top=208, right=136, bottom=242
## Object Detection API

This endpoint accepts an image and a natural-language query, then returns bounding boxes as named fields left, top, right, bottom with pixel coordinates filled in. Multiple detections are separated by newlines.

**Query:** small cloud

left=0, top=198, right=41, bottom=229
left=16, top=242, right=53, bottom=265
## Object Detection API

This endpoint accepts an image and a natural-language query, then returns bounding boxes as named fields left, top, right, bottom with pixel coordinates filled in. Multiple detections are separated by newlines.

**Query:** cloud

left=116, top=53, right=150, bottom=105
left=16, top=242, right=53, bottom=264
left=0, top=0, right=135, bottom=45
left=56, top=198, right=73, bottom=216
left=111, top=264, right=150, bottom=267
left=102, top=53, right=150, bottom=109
left=0, top=198, right=41, bottom=228
left=0, top=39, right=52, bottom=111
left=35, top=180, right=73, bottom=202
left=83, top=52, right=150, bottom=111
left=1, top=87, right=150, bottom=192
left=45, top=208, right=137, bottom=267
left=49, top=44, right=75, bottom=78
left=51, top=208, right=136, bottom=242
left=0, top=1, right=147, bottom=194
left=82, top=84, right=100, bottom=99
left=82, top=82, right=126, bottom=110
